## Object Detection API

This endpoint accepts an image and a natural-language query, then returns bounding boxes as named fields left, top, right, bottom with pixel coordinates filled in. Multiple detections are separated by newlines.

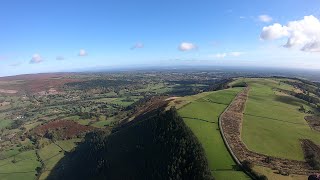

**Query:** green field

left=92, top=120, right=111, bottom=127
left=0, top=150, right=40, bottom=180
left=94, top=97, right=118, bottom=103
left=239, top=78, right=320, bottom=160
left=0, top=119, right=12, bottom=129
left=55, top=139, right=81, bottom=152
left=39, top=143, right=64, bottom=170
left=178, top=88, right=250, bottom=180
left=38, top=139, right=80, bottom=180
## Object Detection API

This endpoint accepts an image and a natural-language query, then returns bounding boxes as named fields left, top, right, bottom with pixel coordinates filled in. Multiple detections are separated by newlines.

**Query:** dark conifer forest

left=48, top=108, right=214, bottom=180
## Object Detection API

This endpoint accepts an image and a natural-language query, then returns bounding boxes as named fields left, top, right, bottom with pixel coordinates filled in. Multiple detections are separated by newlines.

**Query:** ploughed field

left=176, top=88, right=250, bottom=180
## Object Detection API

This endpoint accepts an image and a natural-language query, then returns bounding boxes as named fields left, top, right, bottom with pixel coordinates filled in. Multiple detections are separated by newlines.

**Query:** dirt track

left=220, top=87, right=319, bottom=175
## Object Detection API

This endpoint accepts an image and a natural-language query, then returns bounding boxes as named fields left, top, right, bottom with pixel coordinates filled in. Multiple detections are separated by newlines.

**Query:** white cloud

left=30, top=54, right=43, bottom=64
left=79, top=49, right=88, bottom=56
left=214, top=53, right=227, bottom=58
left=178, top=42, right=197, bottom=51
left=229, top=52, right=245, bottom=57
left=258, top=15, right=273, bottom=23
left=131, top=42, right=144, bottom=50
left=260, top=23, right=289, bottom=40
left=260, top=15, right=320, bottom=52
left=211, top=52, right=245, bottom=59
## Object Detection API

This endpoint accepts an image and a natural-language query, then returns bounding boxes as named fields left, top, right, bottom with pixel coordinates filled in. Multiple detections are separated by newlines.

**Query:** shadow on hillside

left=274, top=95, right=302, bottom=106
left=45, top=142, right=80, bottom=180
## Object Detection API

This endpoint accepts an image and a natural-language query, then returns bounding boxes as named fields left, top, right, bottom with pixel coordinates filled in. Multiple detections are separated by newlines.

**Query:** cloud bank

left=261, top=15, right=320, bottom=52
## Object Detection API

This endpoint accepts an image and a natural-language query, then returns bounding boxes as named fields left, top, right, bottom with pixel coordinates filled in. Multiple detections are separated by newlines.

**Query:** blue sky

left=1, top=0, right=320, bottom=76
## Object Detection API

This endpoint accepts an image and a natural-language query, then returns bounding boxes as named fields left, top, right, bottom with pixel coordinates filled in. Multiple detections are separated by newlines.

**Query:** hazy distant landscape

left=0, top=68, right=319, bottom=179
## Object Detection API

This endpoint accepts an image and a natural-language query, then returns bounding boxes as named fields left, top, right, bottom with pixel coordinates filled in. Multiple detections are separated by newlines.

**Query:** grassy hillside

left=0, top=150, right=40, bottom=180
left=38, top=139, right=80, bottom=180
left=177, top=88, right=250, bottom=180
left=237, top=78, right=320, bottom=160
left=48, top=108, right=213, bottom=180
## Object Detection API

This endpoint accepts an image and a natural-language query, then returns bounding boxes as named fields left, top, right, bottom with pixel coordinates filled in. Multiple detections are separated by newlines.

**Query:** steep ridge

left=47, top=107, right=213, bottom=180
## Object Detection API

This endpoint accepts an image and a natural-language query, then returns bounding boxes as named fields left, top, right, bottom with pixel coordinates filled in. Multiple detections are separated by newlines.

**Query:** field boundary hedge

left=218, top=88, right=255, bottom=179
